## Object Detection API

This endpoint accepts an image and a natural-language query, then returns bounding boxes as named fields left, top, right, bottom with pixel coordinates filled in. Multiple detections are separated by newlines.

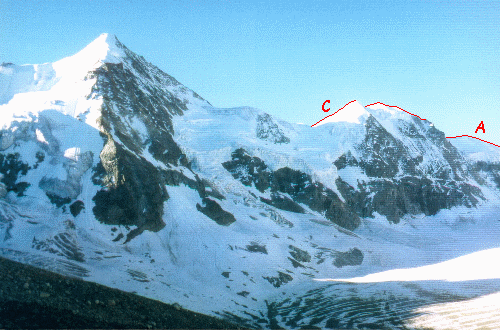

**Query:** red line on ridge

left=311, top=101, right=426, bottom=127
left=311, top=100, right=358, bottom=127
left=446, top=135, right=500, bottom=148
left=364, top=102, right=426, bottom=121
left=311, top=101, right=500, bottom=148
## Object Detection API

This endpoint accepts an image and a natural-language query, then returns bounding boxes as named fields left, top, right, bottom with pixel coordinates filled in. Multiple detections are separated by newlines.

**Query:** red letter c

left=322, top=100, right=330, bottom=112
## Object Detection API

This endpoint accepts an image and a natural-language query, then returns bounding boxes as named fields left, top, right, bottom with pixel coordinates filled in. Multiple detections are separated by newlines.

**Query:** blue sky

left=1, top=0, right=499, bottom=144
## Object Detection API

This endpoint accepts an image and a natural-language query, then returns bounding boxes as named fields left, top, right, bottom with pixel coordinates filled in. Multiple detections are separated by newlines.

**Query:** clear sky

left=1, top=0, right=499, bottom=144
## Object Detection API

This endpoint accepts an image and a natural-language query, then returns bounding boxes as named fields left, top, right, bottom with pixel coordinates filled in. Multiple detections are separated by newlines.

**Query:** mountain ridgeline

left=0, top=34, right=486, bottom=237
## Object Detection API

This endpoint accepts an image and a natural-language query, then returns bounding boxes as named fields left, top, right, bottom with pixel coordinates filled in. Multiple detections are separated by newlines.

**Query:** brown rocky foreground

left=0, top=256, right=243, bottom=329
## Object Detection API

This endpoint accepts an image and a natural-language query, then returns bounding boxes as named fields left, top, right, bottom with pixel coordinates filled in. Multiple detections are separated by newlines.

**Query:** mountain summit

left=313, top=100, right=369, bottom=126
left=1, top=35, right=500, bottom=329
left=53, top=33, right=126, bottom=73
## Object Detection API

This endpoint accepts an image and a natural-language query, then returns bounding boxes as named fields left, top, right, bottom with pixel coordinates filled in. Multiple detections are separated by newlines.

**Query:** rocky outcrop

left=260, top=193, right=305, bottom=214
left=473, top=161, right=500, bottom=189
left=245, top=242, right=268, bottom=254
left=333, top=248, right=363, bottom=268
left=289, top=245, right=311, bottom=263
left=66, top=48, right=228, bottom=241
left=0, top=153, right=31, bottom=197
left=256, top=114, right=290, bottom=144
left=225, top=133, right=483, bottom=226
left=86, top=42, right=211, bottom=240
left=92, top=136, right=168, bottom=240
left=223, top=148, right=361, bottom=230
left=342, top=115, right=468, bottom=181
left=333, top=115, right=483, bottom=223
left=222, top=148, right=271, bottom=193
left=358, top=115, right=409, bottom=178
left=69, top=201, right=85, bottom=217
left=90, top=61, right=189, bottom=167
left=263, top=271, right=293, bottom=288
left=336, top=176, right=482, bottom=223
left=196, top=197, right=236, bottom=226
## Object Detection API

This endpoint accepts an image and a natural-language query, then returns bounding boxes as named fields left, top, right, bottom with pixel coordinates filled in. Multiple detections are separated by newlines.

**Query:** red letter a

left=475, top=121, right=485, bottom=133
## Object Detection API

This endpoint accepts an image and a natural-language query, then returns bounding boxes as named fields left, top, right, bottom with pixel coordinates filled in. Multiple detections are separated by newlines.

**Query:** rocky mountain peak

left=76, top=33, right=124, bottom=61
left=51, top=33, right=128, bottom=80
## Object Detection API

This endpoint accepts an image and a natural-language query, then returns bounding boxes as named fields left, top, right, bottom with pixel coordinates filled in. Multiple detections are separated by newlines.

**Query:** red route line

left=311, top=100, right=426, bottom=127
left=312, top=101, right=500, bottom=148
left=446, top=135, right=500, bottom=148
left=311, top=100, right=358, bottom=127
left=364, top=102, right=426, bottom=121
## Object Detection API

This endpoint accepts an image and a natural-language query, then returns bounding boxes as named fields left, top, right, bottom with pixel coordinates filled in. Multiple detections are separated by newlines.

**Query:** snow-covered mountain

left=1, top=34, right=500, bottom=329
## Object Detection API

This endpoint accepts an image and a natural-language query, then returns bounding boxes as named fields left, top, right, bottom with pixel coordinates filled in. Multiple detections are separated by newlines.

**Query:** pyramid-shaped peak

left=92, top=33, right=122, bottom=49
left=49, top=33, right=127, bottom=77
left=98, top=33, right=118, bottom=42
left=52, top=33, right=127, bottom=76
left=80, top=33, right=126, bottom=62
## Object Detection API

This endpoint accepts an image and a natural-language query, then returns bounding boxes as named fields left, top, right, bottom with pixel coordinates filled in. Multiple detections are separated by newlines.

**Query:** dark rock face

left=236, top=291, right=250, bottom=298
left=86, top=40, right=210, bottom=240
left=196, top=197, right=236, bottom=226
left=288, top=257, right=305, bottom=268
left=33, top=151, right=45, bottom=168
left=245, top=242, right=268, bottom=254
left=90, top=61, right=189, bottom=167
left=260, top=194, right=305, bottom=214
left=333, top=248, right=363, bottom=268
left=423, top=122, right=467, bottom=181
left=263, top=271, right=293, bottom=288
left=45, top=193, right=71, bottom=208
left=334, top=151, right=359, bottom=170
left=223, top=148, right=361, bottom=230
left=222, top=148, right=271, bottom=193
left=336, top=176, right=482, bottom=223
left=112, top=233, right=124, bottom=242
left=473, top=162, right=500, bottom=189
left=226, top=120, right=482, bottom=226
left=92, top=137, right=168, bottom=239
left=358, top=116, right=407, bottom=178
left=0, top=153, right=31, bottom=197
left=92, top=130, right=224, bottom=238
left=69, top=200, right=85, bottom=217
left=256, top=114, right=290, bottom=144
left=333, top=115, right=483, bottom=223
left=341, top=115, right=467, bottom=181
left=288, top=245, right=311, bottom=263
